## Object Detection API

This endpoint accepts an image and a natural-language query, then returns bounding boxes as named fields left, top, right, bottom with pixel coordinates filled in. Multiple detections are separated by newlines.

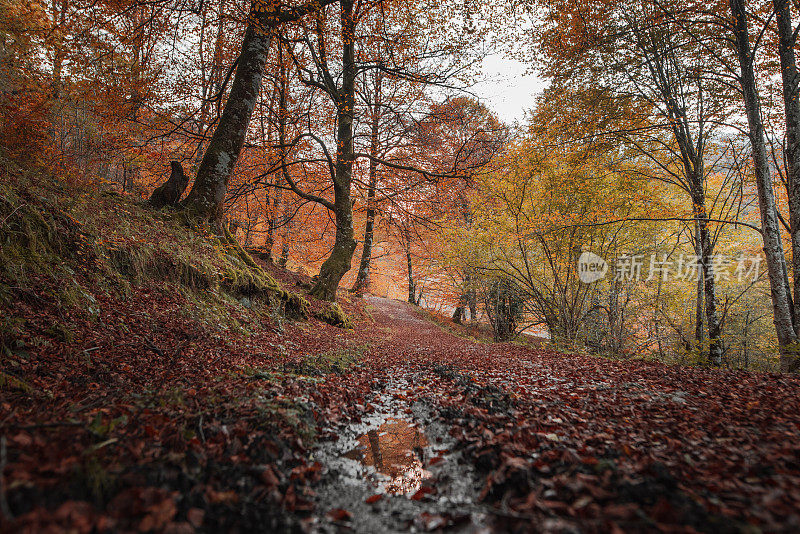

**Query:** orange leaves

left=365, top=493, right=383, bottom=504
left=325, top=507, right=353, bottom=521
left=409, top=485, right=435, bottom=501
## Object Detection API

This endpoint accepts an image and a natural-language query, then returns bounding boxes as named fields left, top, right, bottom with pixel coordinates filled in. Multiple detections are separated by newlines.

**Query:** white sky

left=472, top=53, right=548, bottom=125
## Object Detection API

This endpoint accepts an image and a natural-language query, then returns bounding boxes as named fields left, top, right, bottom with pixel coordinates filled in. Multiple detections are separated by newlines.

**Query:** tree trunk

left=182, top=22, right=272, bottom=227
left=689, top=189, right=722, bottom=365
left=698, top=210, right=722, bottom=365
left=352, top=195, right=376, bottom=294
left=695, top=223, right=705, bottom=354
left=309, top=0, right=358, bottom=301
left=351, top=74, right=382, bottom=295
left=406, top=242, right=416, bottom=305
left=407, top=257, right=416, bottom=304
left=730, top=0, right=800, bottom=372
left=773, top=0, right=800, bottom=327
left=468, top=284, right=477, bottom=323
left=150, top=161, right=189, bottom=209
left=279, top=222, right=291, bottom=268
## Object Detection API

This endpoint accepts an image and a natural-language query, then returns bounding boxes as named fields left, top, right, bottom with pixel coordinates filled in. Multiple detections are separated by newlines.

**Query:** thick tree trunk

left=182, top=23, right=272, bottom=227
left=773, top=0, right=800, bottom=328
left=309, top=0, right=358, bottom=301
left=731, top=0, right=800, bottom=372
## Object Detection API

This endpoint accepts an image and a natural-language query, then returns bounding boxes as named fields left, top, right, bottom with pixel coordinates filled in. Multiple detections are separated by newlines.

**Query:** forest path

left=309, top=296, right=491, bottom=532
left=307, top=296, right=800, bottom=533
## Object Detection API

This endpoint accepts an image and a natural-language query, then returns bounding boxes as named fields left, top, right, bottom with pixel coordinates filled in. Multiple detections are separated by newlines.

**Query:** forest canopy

left=2, top=0, right=800, bottom=370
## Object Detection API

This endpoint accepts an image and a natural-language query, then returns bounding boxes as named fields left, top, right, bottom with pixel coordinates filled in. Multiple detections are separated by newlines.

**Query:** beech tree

left=269, top=1, right=484, bottom=300
left=727, top=0, right=799, bottom=371
left=533, top=0, right=735, bottom=364
left=180, top=0, right=339, bottom=226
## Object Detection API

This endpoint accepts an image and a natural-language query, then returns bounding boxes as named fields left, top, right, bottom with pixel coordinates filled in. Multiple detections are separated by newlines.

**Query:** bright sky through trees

left=474, top=54, right=546, bottom=123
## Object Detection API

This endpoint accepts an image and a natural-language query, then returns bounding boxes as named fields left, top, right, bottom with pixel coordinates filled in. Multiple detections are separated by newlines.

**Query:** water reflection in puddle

left=341, top=417, right=431, bottom=496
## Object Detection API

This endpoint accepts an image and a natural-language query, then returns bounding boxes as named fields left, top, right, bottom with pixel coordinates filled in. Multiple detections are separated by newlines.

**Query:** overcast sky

left=471, top=53, right=548, bottom=125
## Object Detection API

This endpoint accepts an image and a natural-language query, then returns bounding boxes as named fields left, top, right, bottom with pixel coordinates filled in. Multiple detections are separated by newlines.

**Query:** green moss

left=0, top=153, right=308, bottom=328
left=315, top=303, right=353, bottom=329
left=0, top=369, right=32, bottom=393
left=298, top=342, right=368, bottom=375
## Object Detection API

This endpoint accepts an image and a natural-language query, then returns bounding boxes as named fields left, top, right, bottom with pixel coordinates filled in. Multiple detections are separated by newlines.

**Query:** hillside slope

left=0, top=157, right=369, bottom=531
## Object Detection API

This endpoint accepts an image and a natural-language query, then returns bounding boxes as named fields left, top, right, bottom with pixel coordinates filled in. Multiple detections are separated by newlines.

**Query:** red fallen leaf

left=54, top=500, right=94, bottom=525
left=261, top=440, right=281, bottom=458
left=12, top=432, right=33, bottom=446
left=604, top=503, right=639, bottom=520
left=260, top=465, right=280, bottom=487
left=187, top=508, right=204, bottom=528
left=205, top=488, right=238, bottom=505
left=138, top=496, right=177, bottom=532
left=411, top=486, right=435, bottom=501
left=429, top=456, right=444, bottom=466
left=283, top=485, right=297, bottom=512
left=502, top=456, right=528, bottom=470
left=649, top=496, right=674, bottom=521
left=365, top=494, right=383, bottom=504
left=326, top=508, right=353, bottom=522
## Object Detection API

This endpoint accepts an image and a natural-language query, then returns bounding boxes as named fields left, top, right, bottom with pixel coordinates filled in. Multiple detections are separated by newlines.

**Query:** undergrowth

left=0, top=153, right=306, bottom=356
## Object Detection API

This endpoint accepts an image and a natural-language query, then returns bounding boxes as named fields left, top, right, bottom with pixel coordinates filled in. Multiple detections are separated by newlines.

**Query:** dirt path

left=309, top=297, right=800, bottom=533
left=310, top=297, right=490, bottom=532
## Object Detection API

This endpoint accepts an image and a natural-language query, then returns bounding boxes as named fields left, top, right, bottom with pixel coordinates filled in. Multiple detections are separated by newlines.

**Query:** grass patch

left=0, top=153, right=307, bottom=328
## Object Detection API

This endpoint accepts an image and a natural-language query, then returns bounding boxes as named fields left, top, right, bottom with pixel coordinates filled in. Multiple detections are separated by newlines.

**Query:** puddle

left=310, top=376, right=489, bottom=533
left=342, top=417, right=431, bottom=496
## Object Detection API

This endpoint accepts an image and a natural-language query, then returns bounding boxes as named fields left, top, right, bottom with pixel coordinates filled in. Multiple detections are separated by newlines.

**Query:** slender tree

left=729, top=0, right=799, bottom=371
